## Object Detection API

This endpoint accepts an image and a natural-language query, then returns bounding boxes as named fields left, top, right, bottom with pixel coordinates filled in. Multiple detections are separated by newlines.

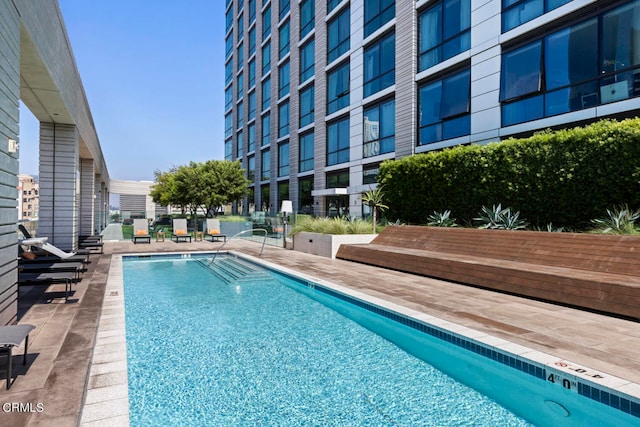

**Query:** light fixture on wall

left=8, top=138, right=18, bottom=153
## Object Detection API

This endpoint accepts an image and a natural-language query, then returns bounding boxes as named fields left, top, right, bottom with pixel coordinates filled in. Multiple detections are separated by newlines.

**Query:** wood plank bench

left=336, top=226, right=640, bottom=320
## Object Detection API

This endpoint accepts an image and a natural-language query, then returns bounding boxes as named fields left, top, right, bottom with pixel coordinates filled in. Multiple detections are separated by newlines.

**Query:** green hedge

left=378, top=118, right=640, bottom=228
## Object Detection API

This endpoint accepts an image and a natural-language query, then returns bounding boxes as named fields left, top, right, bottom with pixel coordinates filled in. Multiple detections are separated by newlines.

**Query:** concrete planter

left=293, top=231, right=377, bottom=259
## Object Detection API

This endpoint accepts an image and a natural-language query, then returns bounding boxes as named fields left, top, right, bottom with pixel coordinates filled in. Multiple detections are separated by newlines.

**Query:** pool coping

left=83, top=250, right=640, bottom=425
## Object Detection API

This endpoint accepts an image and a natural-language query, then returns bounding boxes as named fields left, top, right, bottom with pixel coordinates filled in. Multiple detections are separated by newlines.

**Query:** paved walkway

left=2, top=238, right=639, bottom=426
left=99, top=223, right=123, bottom=241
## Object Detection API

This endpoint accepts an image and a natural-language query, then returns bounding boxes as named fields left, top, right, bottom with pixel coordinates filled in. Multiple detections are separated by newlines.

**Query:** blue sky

left=19, top=0, right=227, bottom=181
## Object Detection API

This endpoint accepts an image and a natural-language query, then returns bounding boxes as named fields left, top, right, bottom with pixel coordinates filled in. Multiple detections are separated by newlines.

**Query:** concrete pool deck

left=2, top=238, right=639, bottom=426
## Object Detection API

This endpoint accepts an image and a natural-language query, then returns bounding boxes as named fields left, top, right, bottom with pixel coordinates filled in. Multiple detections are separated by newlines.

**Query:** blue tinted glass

left=419, top=81, right=442, bottom=126
left=501, top=95, right=543, bottom=126
left=419, top=123, right=442, bottom=145
left=500, top=41, right=542, bottom=101
left=442, top=115, right=470, bottom=140
left=441, top=69, right=470, bottom=118
left=545, top=19, right=598, bottom=91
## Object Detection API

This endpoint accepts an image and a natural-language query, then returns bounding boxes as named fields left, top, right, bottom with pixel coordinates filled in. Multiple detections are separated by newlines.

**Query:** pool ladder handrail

left=208, top=228, right=268, bottom=265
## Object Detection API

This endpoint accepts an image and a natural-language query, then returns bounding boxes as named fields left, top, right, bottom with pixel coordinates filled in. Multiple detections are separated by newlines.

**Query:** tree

left=150, top=160, right=250, bottom=217
left=361, top=186, right=388, bottom=233
left=199, top=160, right=250, bottom=216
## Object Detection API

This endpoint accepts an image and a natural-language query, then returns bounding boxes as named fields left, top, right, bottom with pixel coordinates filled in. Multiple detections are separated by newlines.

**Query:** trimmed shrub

left=379, top=118, right=640, bottom=228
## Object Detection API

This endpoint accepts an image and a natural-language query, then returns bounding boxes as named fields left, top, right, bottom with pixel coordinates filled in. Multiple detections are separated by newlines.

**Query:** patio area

left=2, top=236, right=640, bottom=426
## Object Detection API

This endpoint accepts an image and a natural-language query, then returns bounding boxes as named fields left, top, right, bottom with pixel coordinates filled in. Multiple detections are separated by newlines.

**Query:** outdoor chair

left=171, top=219, right=192, bottom=243
left=0, top=324, right=35, bottom=389
left=204, top=219, right=227, bottom=242
left=18, top=224, right=92, bottom=257
left=132, top=219, right=151, bottom=244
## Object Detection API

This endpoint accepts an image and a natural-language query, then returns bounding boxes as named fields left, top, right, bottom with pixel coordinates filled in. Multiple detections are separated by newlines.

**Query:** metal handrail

left=208, top=228, right=268, bottom=265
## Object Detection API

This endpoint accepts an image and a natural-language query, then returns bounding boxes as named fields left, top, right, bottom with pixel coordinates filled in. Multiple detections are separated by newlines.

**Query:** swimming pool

left=123, top=253, right=640, bottom=426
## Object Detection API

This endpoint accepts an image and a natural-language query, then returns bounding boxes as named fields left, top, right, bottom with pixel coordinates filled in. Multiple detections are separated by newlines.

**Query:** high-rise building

left=225, top=0, right=640, bottom=217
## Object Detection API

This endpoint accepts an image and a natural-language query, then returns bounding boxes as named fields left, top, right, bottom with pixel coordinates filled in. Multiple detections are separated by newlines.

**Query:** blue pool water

left=123, top=254, right=638, bottom=426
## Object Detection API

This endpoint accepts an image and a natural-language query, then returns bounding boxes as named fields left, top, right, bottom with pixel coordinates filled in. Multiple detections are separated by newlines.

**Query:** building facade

left=224, top=0, right=640, bottom=218
left=18, top=174, right=39, bottom=220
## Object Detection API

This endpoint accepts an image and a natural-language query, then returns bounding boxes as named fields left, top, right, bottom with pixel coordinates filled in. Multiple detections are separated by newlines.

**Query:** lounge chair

left=0, top=324, right=35, bottom=389
left=171, top=219, right=192, bottom=243
left=18, top=225, right=92, bottom=256
left=204, top=219, right=227, bottom=242
left=18, top=271, right=75, bottom=301
left=132, top=219, right=151, bottom=244
left=19, top=238, right=89, bottom=265
left=19, top=261, right=84, bottom=282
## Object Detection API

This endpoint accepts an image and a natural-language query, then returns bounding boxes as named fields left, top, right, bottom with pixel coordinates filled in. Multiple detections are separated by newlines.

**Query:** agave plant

left=427, top=210, right=457, bottom=227
left=591, top=205, right=640, bottom=234
left=475, top=204, right=527, bottom=230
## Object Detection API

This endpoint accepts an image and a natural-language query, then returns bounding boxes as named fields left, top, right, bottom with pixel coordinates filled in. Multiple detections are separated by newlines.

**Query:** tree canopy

left=150, top=160, right=249, bottom=217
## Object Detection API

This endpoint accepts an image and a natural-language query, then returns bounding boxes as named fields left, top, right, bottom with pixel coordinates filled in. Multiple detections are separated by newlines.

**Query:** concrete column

left=80, top=159, right=95, bottom=236
left=94, top=174, right=102, bottom=232
left=38, top=123, right=79, bottom=251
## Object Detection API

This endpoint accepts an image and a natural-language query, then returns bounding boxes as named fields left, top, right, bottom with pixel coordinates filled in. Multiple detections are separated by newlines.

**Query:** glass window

left=237, top=100, right=244, bottom=128
left=248, top=123, right=256, bottom=151
left=328, top=0, right=342, bottom=14
left=279, top=0, right=290, bottom=20
left=300, top=0, right=315, bottom=38
left=299, top=131, right=314, bottom=172
left=248, top=59, right=256, bottom=88
left=225, top=60, right=233, bottom=85
left=418, top=68, right=471, bottom=145
left=262, top=114, right=271, bottom=146
left=279, top=60, right=290, bottom=98
left=299, top=85, right=315, bottom=128
left=238, top=15, right=244, bottom=41
left=248, top=155, right=256, bottom=181
left=226, top=7, right=233, bottom=32
left=328, top=8, right=350, bottom=63
left=248, top=91, right=256, bottom=120
left=300, top=39, right=315, bottom=82
left=237, top=42, right=244, bottom=71
left=298, top=177, right=314, bottom=214
left=225, top=86, right=233, bottom=111
left=237, top=131, right=244, bottom=157
left=602, top=2, right=640, bottom=74
left=363, top=164, right=380, bottom=185
left=238, top=0, right=244, bottom=12
left=327, top=117, right=350, bottom=166
left=418, top=0, right=471, bottom=71
left=237, top=73, right=244, bottom=98
left=497, top=2, right=640, bottom=127
left=503, top=0, right=571, bottom=32
left=326, top=170, right=349, bottom=188
left=279, top=19, right=291, bottom=59
left=365, top=0, right=395, bottom=38
left=225, top=138, right=233, bottom=160
left=277, top=181, right=289, bottom=209
left=263, top=5, right=272, bottom=40
left=500, top=41, right=542, bottom=101
left=327, top=62, right=350, bottom=114
left=225, top=113, right=233, bottom=138
left=261, top=149, right=271, bottom=180
left=249, top=0, right=256, bottom=23
left=262, top=77, right=271, bottom=111
left=363, top=99, right=395, bottom=157
left=278, top=101, right=290, bottom=137
left=225, top=33, right=233, bottom=59
left=249, top=27, right=256, bottom=56
left=262, top=42, right=271, bottom=74
left=278, top=141, right=290, bottom=177
left=364, top=32, right=395, bottom=97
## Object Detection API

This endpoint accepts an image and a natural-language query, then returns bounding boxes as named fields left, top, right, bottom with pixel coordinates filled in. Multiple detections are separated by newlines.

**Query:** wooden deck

left=336, top=226, right=640, bottom=319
